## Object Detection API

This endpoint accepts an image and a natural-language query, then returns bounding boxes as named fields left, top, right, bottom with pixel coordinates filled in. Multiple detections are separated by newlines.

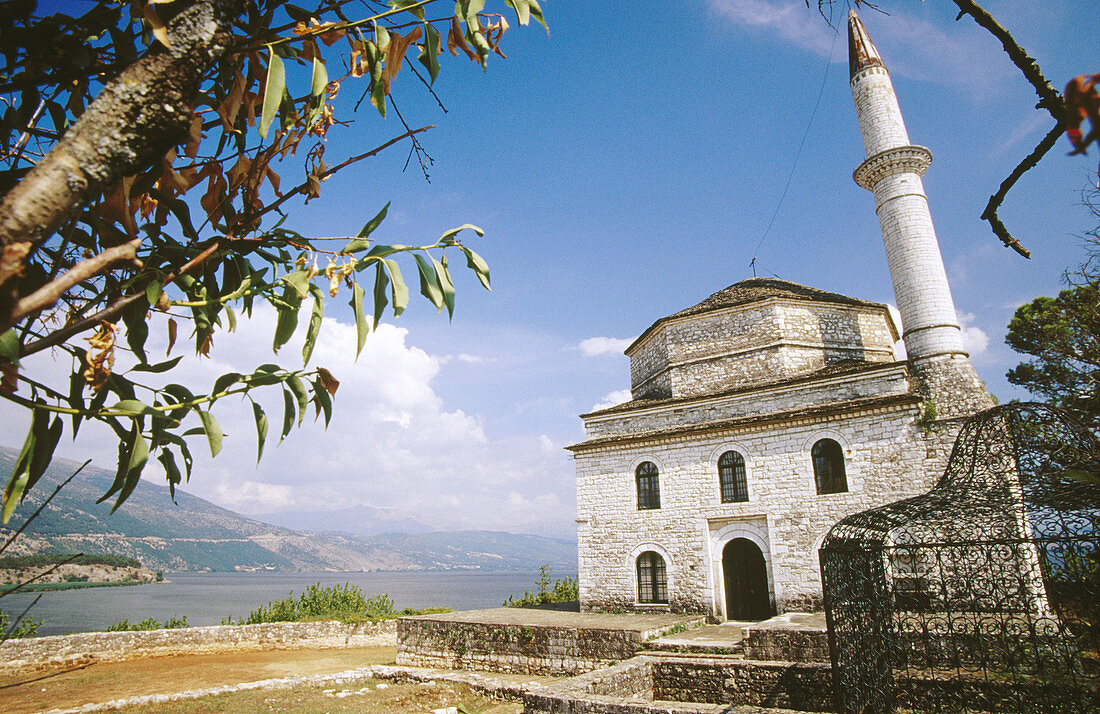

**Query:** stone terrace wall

left=653, top=657, right=833, bottom=711
left=397, top=617, right=676, bottom=676
left=0, top=620, right=396, bottom=675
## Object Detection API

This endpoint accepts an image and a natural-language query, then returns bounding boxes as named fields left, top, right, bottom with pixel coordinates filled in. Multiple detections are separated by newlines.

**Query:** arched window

left=718, top=450, right=749, bottom=503
left=635, top=461, right=661, bottom=510
left=636, top=551, right=668, bottom=604
left=812, top=438, right=848, bottom=494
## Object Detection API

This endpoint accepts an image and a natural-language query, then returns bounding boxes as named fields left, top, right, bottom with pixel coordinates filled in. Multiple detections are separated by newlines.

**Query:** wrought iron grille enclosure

left=821, top=403, right=1100, bottom=713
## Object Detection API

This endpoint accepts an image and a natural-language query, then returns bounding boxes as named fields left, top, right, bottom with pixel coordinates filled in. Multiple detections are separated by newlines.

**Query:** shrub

left=504, top=564, right=579, bottom=607
left=1, top=609, right=41, bottom=639
left=234, top=583, right=398, bottom=625
left=107, top=615, right=188, bottom=631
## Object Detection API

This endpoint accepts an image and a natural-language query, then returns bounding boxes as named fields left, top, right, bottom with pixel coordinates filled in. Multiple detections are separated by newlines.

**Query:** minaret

left=848, top=11, right=992, bottom=418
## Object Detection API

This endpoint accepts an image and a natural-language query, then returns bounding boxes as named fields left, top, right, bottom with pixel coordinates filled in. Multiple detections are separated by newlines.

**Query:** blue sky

left=6, top=1, right=1097, bottom=539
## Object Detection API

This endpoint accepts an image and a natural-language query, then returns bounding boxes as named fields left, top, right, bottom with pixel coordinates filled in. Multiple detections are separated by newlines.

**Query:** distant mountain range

left=253, top=505, right=435, bottom=537
left=0, top=448, right=576, bottom=573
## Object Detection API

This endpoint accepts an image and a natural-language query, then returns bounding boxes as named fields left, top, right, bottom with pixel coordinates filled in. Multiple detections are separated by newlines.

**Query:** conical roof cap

left=848, top=9, right=885, bottom=80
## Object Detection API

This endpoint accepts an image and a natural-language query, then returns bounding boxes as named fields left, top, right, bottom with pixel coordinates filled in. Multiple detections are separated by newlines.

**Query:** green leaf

left=198, top=410, right=223, bottom=457
left=211, top=372, right=242, bottom=397
left=129, top=356, right=184, bottom=374
left=339, top=203, right=390, bottom=253
left=418, top=22, right=441, bottom=83
left=158, top=448, right=182, bottom=501
left=252, top=402, right=268, bottom=463
left=0, top=328, right=19, bottom=365
left=279, top=268, right=312, bottom=300
left=504, top=0, right=547, bottom=29
left=351, top=281, right=369, bottom=358
left=313, top=377, right=333, bottom=426
left=145, top=280, right=162, bottom=308
left=302, top=284, right=324, bottom=366
left=461, top=246, right=491, bottom=290
left=122, top=298, right=150, bottom=364
left=281, top=388, right=295, bottom=440
left=389, top=0, right=425, bottom=20
left=383, top=258, right=408, bottom=316
left=111, top=427, right=149, bottom=512
left=440, top=223, right=484, bottom=243
left=287, top=375, right=309, bottom=426
left=374, top=23, right=391, bottom=53
left=413, top=253, right=444, bottom=310
left=371, top=263, right=389, bottom=330
left=434, top=255, right=455, bottom=319
left=307, top=56, right=328, bottom=126
left=225, top=304, right=237, bottom=332
left=2, top=409, right=46, bottom=524
left=259, top=47, right=286, bottom=139
left=113, top=399, right=154, bottom=416
left=273, top=286, right=303, bottom=353
left=249, top=364, right=284, bottom=387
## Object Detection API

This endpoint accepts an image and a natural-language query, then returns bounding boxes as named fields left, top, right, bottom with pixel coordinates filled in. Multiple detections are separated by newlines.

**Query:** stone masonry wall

left=653, top=658, right=834, bottom=711
left=0, top=620, right=397, bottom=675
left=396, top=617, right=658, bottom=676
left=575, top=399, right=959, bottom=618
left=585, top=364, right=911, bottom=439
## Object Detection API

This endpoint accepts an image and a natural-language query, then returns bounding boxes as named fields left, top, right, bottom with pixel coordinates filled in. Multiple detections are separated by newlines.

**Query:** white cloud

left=591, top=389, right=632, bottom=412
left=705, top=0, right=1012, bottom=95
left=3, top=306, right=576, bottom=538
left=577, top=336, right=634, bottom=357
left=706, top=0, right=836, bottom=56
left=957, top=312, right=990, bottom=356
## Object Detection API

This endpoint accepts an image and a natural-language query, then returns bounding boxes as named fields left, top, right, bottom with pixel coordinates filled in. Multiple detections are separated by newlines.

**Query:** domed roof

left=628, top=278, right=888, bottom=354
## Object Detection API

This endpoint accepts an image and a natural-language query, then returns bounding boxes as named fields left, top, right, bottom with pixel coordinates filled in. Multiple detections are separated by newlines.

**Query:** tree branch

left=980, top=125, right=1065, bottom=259
left=11, top=237, right=142, bottom=324
left=0, top=0, right=245, bottom=330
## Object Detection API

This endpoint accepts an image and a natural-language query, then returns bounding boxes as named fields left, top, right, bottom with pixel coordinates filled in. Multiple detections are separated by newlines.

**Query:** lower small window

left=636, top=551, right=668, bottom=604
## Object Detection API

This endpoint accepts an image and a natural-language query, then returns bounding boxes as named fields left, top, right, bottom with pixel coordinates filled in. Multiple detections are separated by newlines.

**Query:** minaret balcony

left=853, top=145, right=932, bottom=191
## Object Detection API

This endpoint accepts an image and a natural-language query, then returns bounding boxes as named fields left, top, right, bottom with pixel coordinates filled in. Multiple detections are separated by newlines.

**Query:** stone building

left=566, top=11, right=994, bottom=620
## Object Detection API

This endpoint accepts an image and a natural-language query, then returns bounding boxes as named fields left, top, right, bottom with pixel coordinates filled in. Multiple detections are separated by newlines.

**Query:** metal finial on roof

left=848, top=10, right=885, bottom=81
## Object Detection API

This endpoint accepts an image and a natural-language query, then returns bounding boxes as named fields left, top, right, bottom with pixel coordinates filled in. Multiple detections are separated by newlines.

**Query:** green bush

left=504, top=564, right=579, bottom=607
left=1, top=609, right=41, bottom=639
left=107, top=615, right=189, bottom=631
left=227, top=583, right=450, bottom=625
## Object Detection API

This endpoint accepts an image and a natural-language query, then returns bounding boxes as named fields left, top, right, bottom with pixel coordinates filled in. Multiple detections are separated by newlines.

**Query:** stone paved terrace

left=397, top=607, right=705, bottom=676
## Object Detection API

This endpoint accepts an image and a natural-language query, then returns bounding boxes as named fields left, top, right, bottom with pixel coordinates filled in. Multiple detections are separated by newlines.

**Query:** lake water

left=1, top=570, right=569, bottom=637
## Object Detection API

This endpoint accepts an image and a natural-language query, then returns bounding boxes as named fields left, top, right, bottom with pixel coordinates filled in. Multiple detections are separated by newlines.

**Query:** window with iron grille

left=718, top=450, right=749, bottom=502
left=812, top=438, right=848, bottom=494
left=635, top=461, right=661, bottom=510
left=636, top=551, right=667, bottom=604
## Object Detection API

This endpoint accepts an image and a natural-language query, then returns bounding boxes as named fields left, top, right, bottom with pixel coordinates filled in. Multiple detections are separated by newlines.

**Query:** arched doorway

left=723, top=538, right=773, bottom=620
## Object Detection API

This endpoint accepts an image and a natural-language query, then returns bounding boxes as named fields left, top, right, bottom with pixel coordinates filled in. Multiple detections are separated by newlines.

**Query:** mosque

left=567, top=12, right=994, bottom=619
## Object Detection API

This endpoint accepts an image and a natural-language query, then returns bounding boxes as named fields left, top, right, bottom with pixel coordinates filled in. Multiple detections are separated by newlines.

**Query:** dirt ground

left=0, top=646, right=498, bottom=714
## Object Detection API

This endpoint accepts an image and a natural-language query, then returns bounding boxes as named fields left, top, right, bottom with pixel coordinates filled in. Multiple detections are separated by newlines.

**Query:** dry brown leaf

left=382, top=26, right=422, bottom=94
left=167, top=318, right=177, bottom=357
left=84, top=322, right=116, bottom=392
left=184, top=113, right=204, bottom=157
left=447, top=16, right=478, bottom=60
left=216, top=67, right=247, bottom=132
left=1, top=361, right=17, bottom=396
left=100, top=175, right=138, bottom=238
left=142, top=1, right=170, bottom=48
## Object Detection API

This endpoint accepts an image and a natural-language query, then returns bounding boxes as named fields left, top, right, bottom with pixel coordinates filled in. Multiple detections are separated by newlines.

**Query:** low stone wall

left=397, top=617, right=644, bottom=676
left=0, top=620, right=397, bottom=675
left=653, top=657, right=833, bottom=711
left=741, top=624, right=830, bottom=663
left=524, top=654, right=829, bottom=714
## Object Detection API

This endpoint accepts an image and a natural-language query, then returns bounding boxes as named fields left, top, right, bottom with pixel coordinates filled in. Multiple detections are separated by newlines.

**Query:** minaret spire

left=848, top=11, right=993, bottom=418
